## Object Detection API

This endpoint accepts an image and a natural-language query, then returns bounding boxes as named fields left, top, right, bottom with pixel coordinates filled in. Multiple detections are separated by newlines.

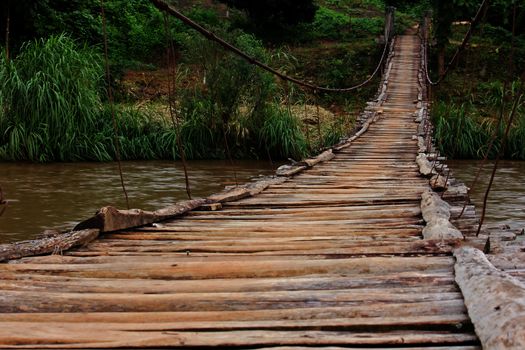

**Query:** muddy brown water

left=1, top=159, right=523, bottom=244
left=448, top=160, right=525, bottom=230
left=0, top=160, right=277, bottom=243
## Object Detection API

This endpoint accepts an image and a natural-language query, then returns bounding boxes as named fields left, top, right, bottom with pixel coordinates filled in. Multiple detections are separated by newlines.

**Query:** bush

left=0, top=34, right=104, bottom=161
left=313, top=7, right=351, bottom=40
left=260, top=105, right=307, bottom=160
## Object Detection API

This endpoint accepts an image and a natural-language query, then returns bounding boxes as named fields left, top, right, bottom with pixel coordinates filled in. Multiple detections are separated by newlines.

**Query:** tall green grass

left=0, top=35, right=104, bottom=161
left=260, top=106, right=307, bottom=160
left=432, top=99, right=525, bottom=159
left=0, top=33, right=353, bottom=163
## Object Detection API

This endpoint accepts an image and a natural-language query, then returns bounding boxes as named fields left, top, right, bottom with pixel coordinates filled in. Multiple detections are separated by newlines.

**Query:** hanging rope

left=458, top=81, right=508, bottom=218
left=0, top=186, right=6, bottom=217
left=149, top=0, right=395, bottom=94
left=457, top=2, right=517, bottom=219
left=422, top=0, right=489, bottom=86
left=100, top=0, right=130, bottom=209
left=477, top=76, right=524, bottom=236
left=163, top=14, right=192, bottom=200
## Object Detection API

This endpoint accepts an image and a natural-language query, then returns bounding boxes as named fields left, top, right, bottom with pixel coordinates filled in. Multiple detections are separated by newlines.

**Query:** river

left=0, top=160, right=277, bottom=243
left=448, top=160, right=525, bottom=230
left=1, top=160, right=523, bottom=244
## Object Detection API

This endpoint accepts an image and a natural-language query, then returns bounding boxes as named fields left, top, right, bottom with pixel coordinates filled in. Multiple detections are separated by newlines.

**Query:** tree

left=219, top=0, right=317, bottom=35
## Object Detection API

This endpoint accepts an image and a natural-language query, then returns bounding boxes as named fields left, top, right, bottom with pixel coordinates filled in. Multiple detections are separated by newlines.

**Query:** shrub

left=259, top=105, right=307, bottom=160
left=0, top=34, right=104, bottom=161
left=313, top=7, right=351, bottom=40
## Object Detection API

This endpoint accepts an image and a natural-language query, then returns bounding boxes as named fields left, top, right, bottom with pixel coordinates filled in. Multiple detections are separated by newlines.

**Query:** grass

left=0, top=0, right=393, bottom=163
left=0, top=34, right=104, bottom=162
left=432, top=96, right=525, bottom=160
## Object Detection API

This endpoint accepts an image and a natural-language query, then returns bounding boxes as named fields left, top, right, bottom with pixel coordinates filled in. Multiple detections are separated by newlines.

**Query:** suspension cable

left=422, top=0, right=489, bottom=86
left=163, top=14, right=192, bottom=200
left=149, top=0, right=395, bottom=94
left=100, top=0, right=130, bottom=209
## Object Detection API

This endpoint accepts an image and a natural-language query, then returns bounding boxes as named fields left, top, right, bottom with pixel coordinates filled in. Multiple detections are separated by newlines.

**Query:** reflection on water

left=0, top=160, right=277, bottom=243
left=448, top=160, right=525, bottom=229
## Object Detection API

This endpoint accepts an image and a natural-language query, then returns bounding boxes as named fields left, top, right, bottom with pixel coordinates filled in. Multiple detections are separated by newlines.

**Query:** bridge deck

left=0, top=35, right=480, bottom=348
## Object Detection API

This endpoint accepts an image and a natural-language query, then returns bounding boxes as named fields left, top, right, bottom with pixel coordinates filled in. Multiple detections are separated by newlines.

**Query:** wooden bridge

left=1, top=31, right=524, bottom=349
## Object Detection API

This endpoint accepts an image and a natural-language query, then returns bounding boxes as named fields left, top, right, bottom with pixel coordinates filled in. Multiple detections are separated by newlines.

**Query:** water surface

left=448, top=160, right=525, bottom=229
left=2, top=159, right=523, bottom=244
left=0, top=160, right=277, bottom=243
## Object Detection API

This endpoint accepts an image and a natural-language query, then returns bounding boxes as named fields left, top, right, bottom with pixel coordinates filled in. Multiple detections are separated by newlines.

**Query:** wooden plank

left=0, top=33, right=482, bottom=349
left=0, top=327, right=479, bottom=348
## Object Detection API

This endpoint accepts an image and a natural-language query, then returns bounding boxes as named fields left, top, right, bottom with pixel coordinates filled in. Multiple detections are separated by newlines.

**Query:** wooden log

left=0, top=288, right=464, bottom=313
left=488, top=253, right=525, bottom=270
left=74, top=199, right=207, bottom=233
left=242, top=176, right=287, bottom=196
left=0, top=271, right=457, bottom=294
left=0, top=326, right=478, bottom=348
left=198, top=203, right=222, bottom=211
left=0, top=314, right=470, bottom=333
left=417, top=136, right=427, bottom=153
left=304, top=150, right=335, bottom=167
left=430, top=174, right=447, bottom=191
left=416, top=153, right=433, bottom=176
left=454, top=247, right=525, bottom=349
left=276, top=165, right=307, bottom=177
left=2, top=256, right=455, bottom=280
left=0, top=229, right=99, bottom=262
left=421, top=191, right=463, bottom=240
left=207, top=187, right=251, bottom=203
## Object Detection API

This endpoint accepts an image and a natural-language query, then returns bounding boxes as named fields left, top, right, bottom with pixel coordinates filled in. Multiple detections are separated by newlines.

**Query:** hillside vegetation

left=0, top=0, right=523, bottom=161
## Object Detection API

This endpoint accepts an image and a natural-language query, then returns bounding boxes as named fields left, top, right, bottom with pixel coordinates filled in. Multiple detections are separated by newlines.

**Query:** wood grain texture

left=0, top=34, right=482, bottom=348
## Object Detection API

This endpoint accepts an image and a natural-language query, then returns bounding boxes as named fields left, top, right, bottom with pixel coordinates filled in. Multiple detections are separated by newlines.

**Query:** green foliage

left=312, top=6, right=383, bottom=40
left=1, top=0, right=167, bottom=67
left=219, top=0, right=317, bottom=27
left=260, top=106, right=307, bottom=159
left=0, top=35, right=104, bottom=162
left=432, top=86, right=525, bottom=160
left=177, top=30, right=283, bottom=158
left=313, top=7, right=351, bottom=39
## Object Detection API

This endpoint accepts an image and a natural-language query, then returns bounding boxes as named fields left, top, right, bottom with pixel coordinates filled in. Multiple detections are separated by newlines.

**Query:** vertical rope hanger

left=458, top=2, right=517, bottom=219
left=477, top=79, right=523, bottom=236
left=163, top=14, right=192, bottom=200
left=0, top=186, right=6, bottom=217
left=100, top=0, right=130, bottom=209
left=314, top=91, right=322, bottom=149
left=222, top=117, right=238, bottom=186
left=5, top=0, right=10, bottom=61
left=475, top=5, right=523, bottom=236
left=304, top=93, right=312, bottom=152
